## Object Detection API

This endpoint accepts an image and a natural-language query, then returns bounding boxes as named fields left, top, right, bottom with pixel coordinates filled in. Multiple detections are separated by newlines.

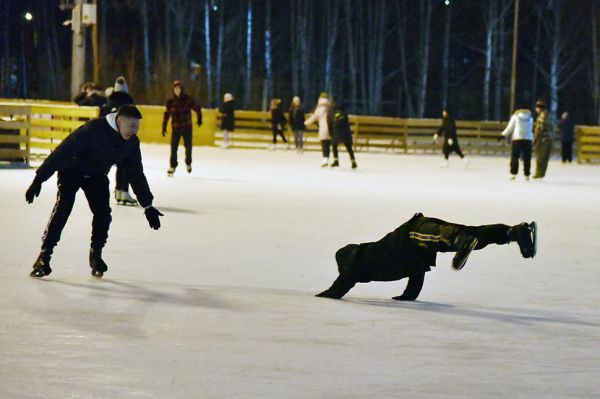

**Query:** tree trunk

left=140, top=0, right=151, bottom=95
left=531, top=6, right=542, bottom=109
left=592, top=3, right=600, bottom=124
left=263, top=0, right=273, bottom=109
left=493, top=0, right=507, bottom=120
left=417, top=0, right=432, bottom=118
left=396, top=1, right=413, bottom=117
left=344, top=0, right=357, bottom=113
left=441, top=2, right=451, bottom=111
left=482, top=3, right=496, bottom=120
left=549, top=0, right=561, bottom=122
left=164, top=0, right=172, bottom=80
left=204, top=0, right=213, bottom=106
left=244, top=1, right=253, bottom=108
left=324, top=0, right=339, bottom=96
left=215, top=2, right=225, bottom=107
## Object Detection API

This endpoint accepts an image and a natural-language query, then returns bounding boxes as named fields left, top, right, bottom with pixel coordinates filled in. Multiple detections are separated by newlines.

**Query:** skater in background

left=25, top=105, right=163, bottom=279
left=220, top=93, right=235, bottom=148
left=500, top=105, right=534, bottom=180
left=102, top=76, right=138, bottom=204
left=557, top=111, right=575, bottom=163
left=305, top=92, right=332, bottom=167
left=162, top=80, right=202, bottom=176
left=329, top=102, right=357, bottom=169
left=434, top=109, right=466, bottom=168
left=269, top=98, right=288, bottom=150
left=73, top=82, right=95, bottom=105
left=533, top=99, right=554, bottom=179
left=289, top=96, right=306, bottom=153
left=78, top=84, right=107, bottom=108
left=316, top=213, right=537, bottom=301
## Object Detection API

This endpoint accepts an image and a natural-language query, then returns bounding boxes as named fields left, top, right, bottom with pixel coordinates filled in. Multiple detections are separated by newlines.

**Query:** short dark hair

left=117, top=104, right=142, bottom=119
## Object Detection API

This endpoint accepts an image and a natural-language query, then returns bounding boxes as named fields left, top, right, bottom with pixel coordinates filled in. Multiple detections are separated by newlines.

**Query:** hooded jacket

left=501, top=109, right=534, bottom=141
left=304, top=97, right=331, bottom=140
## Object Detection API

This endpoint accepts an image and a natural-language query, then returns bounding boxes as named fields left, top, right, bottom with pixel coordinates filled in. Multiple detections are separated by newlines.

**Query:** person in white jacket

left=304, top=93, right=332, bottom=167
left=501, top=107, right=534, bottom=180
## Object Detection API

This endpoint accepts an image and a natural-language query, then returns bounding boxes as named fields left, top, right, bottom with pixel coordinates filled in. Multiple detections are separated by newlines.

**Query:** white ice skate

left=118, top=191, right=138, bottom=206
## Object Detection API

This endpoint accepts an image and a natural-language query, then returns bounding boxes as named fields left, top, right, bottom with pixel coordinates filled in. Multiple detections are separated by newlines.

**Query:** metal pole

left=92, top=0, right=99, bottom=84
left=509, top=0, right=520, bottom=114
left=71, top=0, right=86, bottom=98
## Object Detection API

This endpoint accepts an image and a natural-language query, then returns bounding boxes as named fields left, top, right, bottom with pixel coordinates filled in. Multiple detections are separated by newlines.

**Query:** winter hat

left=172, top=80, right=183, bottom=89
left=117, top=104, right=142, bottom=119
left=224, top=93, right=234, bottom=102
left=114, top=76, right=128, bottom=93
left=292, top=96, right=301, bottom=105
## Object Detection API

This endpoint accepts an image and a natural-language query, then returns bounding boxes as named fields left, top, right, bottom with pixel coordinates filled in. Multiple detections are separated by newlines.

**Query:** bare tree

left=395, top=1, right=414, bottom=117
left=140, top=0, right=151, bottom=93
left=417, top=0, right=432, bottom=117
left=323, top=0, right=340, bottom=96
left=243, top=0, right=253, bottom=108
left=263, top=0, right=273, bottom=109
left=204, top=0, right=213, bottom=106
left=591, top=2, right=600, bottom=124
left=215, top=2, right=225, bottom=106
left=343, top=0, right=358, bottom=113
left=441, top=2, right=451, bottom=111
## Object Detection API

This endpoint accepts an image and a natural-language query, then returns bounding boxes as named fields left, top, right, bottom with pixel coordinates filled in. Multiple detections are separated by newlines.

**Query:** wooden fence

left=0, top=99, right=598, bottom=164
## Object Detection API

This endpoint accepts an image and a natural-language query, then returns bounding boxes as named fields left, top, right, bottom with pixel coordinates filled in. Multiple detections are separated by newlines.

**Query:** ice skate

left=167, top=166, right=175, bottom=177
left=510, top=174, right=517, bottom=181
left=118, top=191, right=138, bottom=206
left=510, top=222, right=537, bottom=258
left=452, top=234, right=479, bottom=270
left=186, top=164, right=192, bottom=174
left=29, top=252, right=52, bottom=278
left=321, top=158, right=329, bottom=168
left=351, top=160, right=358, bottom=169
left=89, top=248, right=108, bottom=278
left=330, top=159, right=340, bottom=168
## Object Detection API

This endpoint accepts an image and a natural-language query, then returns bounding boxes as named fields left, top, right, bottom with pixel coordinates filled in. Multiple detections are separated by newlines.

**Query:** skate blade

left=530, top=221, right=537, bottom=258
left=452, top=237, right=479, bottom=271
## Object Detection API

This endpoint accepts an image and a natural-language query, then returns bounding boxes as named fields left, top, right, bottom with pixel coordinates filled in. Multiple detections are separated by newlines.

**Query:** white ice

left=1, top=146, right=600, bottom=398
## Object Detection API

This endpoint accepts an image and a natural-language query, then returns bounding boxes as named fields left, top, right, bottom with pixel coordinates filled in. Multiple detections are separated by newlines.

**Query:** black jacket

left=101, top=91, right=135, bottom=117
left=437, top=116, right=459, bottom=144
left=271, top=106, right=287, bottom=131
left=335, top=213, right=436, bottom=283
left=288, top=107, right=305, bottom=131
left=557, top=117, right=575, bottom=142
left=79, top=93, right=107, bottom=108
left=220, top=101, right=235, bottom=131
left=330, top=108, right=353, bottom=145
left=35, top=117, right=154, bottom=207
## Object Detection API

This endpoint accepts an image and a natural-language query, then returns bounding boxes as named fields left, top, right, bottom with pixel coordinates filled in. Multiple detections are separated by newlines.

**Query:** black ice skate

left=30, top=252, right=52, bottom=278
left=511, top=222, right=537, bottom=258
left=452, top=234, right=479, bottom=270
left=315, top=289, right=343, bottom=299
left=116, top=190, right=138, bottom=206
left=89, top=248, right=108, bottom=278
left=186, top=164, right=192, bottom=173
left=351, top=160, right=358, bottom=169
left=330, top=159, right=340, bottom=168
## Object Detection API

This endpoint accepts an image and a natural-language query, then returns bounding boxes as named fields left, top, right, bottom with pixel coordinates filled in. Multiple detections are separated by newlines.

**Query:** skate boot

left=119, top=191, right=138, bottom=206
left=115, top=190, right=122, bottom=203
left=30, top=251, right=52, bottom=278
left=451, top=233, right=479, bottom=270
left=330, top=159, right=340, bottom=168
left=510, top=222, right=537, bottom=258
left=89, top=248, right=108, bottom=278
left=321, top=158, right=329, bottom=168
left=167, top=166, right=176, bottom=177
left=351, top=159, right=358, bottom=169
left=186, top=164, right=192, bottom=174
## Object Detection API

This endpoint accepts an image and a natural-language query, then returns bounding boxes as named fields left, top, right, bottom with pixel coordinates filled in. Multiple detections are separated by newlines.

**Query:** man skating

left=316, top=213, right=536, bottom=300
left=25, top=105, right=163, bottom=278
left=533, top=99, right=554, bottom=179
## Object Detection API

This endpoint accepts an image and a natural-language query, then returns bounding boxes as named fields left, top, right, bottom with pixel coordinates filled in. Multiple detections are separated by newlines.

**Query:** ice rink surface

left=1, top=145, right=600, bottom=398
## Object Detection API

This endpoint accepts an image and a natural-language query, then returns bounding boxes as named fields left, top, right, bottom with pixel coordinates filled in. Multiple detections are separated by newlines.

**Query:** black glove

left=25, top=177, right=43, bottom=204
left=144, top=206, right=164, bottom=230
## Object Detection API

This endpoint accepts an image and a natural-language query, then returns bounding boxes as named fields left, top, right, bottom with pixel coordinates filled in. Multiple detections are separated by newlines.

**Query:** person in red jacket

left=162, top=80, right=202, bottom=176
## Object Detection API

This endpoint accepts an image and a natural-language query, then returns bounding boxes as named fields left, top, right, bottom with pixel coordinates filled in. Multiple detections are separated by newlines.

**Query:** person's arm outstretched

left=393, top=272, right=425, bottom=301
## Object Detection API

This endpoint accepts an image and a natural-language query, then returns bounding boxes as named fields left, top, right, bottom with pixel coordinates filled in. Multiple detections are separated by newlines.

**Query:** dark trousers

left=561, top=141, right=573, bottom=163
left=170, top=127, right=192, bottom=168
left=323, top=215, right=510, bottom=298
left=272, top=127, right=287, bottom=144
left=321, top=140, right=331, bottom=158
left=534, top=137, right=553, bottom=178
left=442, top=142, right=464, bottom=159
left=41, top=172, right=112, bottom=254
left=332, top=141, right=356, bottom=161
left=510, top=139, right=532, bottom=176
left=115, top=163, right=130, bottom=191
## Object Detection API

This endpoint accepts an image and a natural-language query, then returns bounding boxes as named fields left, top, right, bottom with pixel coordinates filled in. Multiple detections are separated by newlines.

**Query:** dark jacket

left=35, top=117, right=154, bottom=207
left=101, top=91, right=135, bottom=117
left=162, top=92, right=202, bottom=131
left=437, top=116, right=459, bottom=142
left=335, top=213, right=436, bottom=283
left=220, top=101, right=235, bottom=131
left=557, top=117, right=575, bottom=142
left=271, top=105, right=287, bottom=132
left=288, top=107, right=305, bottom=131
left=79, top=93, right=107, bottom=108
left=330, top=108, right=353, bottom=145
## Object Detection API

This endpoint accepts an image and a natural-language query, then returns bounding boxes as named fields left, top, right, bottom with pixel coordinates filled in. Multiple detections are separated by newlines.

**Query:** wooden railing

left=577, top=125, right=600, bottom=163
left=0, top=104, right=31, bottom=165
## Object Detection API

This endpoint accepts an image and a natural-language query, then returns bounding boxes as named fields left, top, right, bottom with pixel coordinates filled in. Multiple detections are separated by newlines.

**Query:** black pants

left=321, top=140, right=331, bottom=158
left=170, top=127, right=192, bottom=168
left=442, top=142, right=464, bottom=159
left=41, top=172, right=112, bottom=254
left=323, top=215, right=511, bottom=298
left=510, top=139, right=532, bottom=176
left=115, top=163, right=130, bottom=191
left=561, top=141, right=573, bottom=163
left=332, top=141, right=356, bottom=161
left=272, top=127, right=287, bottom=144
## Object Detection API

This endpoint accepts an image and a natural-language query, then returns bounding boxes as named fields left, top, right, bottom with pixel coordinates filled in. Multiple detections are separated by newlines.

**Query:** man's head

left=116, top=105, right=143, bottom=140
left=535, top=99, right=546, bottom=113
left=114, top=76, right=128, bottom=93
left=292, top=96, right=301, bottom=106
left=172, top=80, right=183, bottom=97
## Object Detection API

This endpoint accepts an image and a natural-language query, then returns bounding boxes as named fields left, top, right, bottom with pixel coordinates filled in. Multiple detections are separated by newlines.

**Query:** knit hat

left=224, top=93, right=234, bottom=102
left=172, top=80, right=183, bottom=89
left=319, top=92, right=329, bottom=99
left=114, top=76, right=128, bottom=93
left=117, top=104, right=142, bottom=119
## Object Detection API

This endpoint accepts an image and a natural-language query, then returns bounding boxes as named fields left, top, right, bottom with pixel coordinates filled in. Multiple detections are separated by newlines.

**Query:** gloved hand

left=144, top=206, right=164, bottom=230
left=25, top=176, right=43, bottom=204
left=162, top=128, right=167, bottom=137
left=197, top=120, right=202, bottom=127
left=448, top=138, right=454, bottom=146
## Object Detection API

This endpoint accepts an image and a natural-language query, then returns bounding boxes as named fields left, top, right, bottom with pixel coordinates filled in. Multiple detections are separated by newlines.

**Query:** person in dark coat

left=316, top=213, right=537, bottom=300
left=25, top=105, right=164, bottom=279
left=270, top=98, right=288, bottom=149
left=288, top=96, right=306, bottom=152
left=329, top=102, right=357, bottom=169
left=220, top=93, right=235, bottom=148
left=73, top=82, right=95, bottom=105
left=101, top=76, right=137, bottom=205
left=557, top=111, right=575, bottom=163
left=79, top=84, right=107, bottom=108
left=162, top=80, right=202, bottom=175
left=434, top=109, right=467, bottom=168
